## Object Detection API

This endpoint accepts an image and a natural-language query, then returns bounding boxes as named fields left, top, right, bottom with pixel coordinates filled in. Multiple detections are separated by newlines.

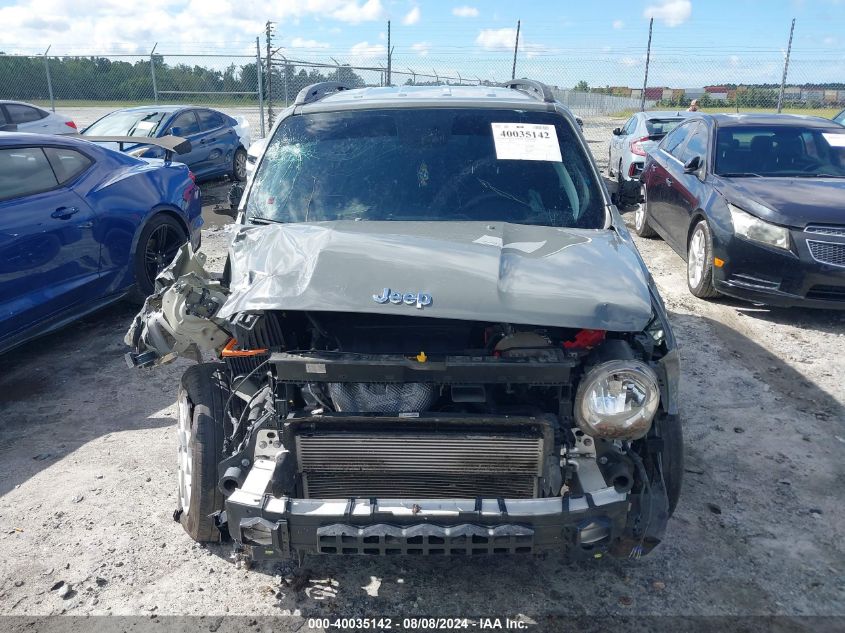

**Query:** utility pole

left=386, top=20, right=391, bottom=86
left=256, top=37, right=265, bottom=137
left=43, top=45, right=55, bottom=112
left=265, top=21, right=275, bottom=127
left=150, top=42, right=159, bottom=104
left=777, top=18, right=796, bottom=114
left=640, top=17, right=653, bottom=112
left=511, top=20, right=521, bottom=79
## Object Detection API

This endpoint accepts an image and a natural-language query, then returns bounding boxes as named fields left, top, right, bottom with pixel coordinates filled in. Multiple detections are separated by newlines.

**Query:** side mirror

left=168, top=126, right=182, bottom=137
left=612, top=128, right=622, bottom=136
left=223, top=182, right=245, bottom=218
left=684, top=155, right=702, bottom=173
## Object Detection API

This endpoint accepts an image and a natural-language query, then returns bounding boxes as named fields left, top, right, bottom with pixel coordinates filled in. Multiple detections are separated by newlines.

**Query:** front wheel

left=687, top=220, right=720, bottom=299
left=633, top=188, right=658, bottom=238
left=177, top=363, right=229, bottom=542
left=232, top=147, right=247, bottom=182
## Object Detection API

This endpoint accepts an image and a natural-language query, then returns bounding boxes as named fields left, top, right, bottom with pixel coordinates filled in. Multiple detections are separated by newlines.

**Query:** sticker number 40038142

left=491, top=123, right=562, bottom=162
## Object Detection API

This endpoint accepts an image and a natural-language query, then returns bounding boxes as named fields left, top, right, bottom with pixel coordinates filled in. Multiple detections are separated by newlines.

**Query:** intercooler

left=294, top=428, right=546, bottom=499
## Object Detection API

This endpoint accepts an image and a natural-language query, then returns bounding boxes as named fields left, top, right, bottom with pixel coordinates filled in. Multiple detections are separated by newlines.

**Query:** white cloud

left=475, top=27, right=518, bottom=51
left=289, top=37, right=330, bottom=49
left=402, top=6, right=420, bottom=25
left=411, top=41, right=430, bottom=56
left=620, top=55, right=644, bottom=67
left=452, top=5, right=479, bottom=17
left=644, top=0, right=692, bottom=27
left=330, top=0, right=385, bottom=24
left=349, top=40, right=387, bottom=59
left=612, top=20, right=624, bottom=30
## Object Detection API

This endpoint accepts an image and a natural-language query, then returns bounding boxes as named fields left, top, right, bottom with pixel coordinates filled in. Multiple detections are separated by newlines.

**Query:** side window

left=680, top=124, right=708, bottom=163
left=0, top=147, right=59, bottom=201
left=197, top=110, right=225, bottom=131
left=0, top=108, right=8, bottom=125
left=622, top=117, right=637, bottom=136
left=834, top=110, right=845, bottom=126
left=661, top=122, right=693, bottom=158
left=6, top=104, right=46, bottom=124
left=168, top=111, right=200, bottom=136
left=44, top=147, right=93, bottom=184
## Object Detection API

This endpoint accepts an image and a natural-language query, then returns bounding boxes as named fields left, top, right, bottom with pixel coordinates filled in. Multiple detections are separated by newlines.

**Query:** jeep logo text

left=373, top=288, right=433, bottom=309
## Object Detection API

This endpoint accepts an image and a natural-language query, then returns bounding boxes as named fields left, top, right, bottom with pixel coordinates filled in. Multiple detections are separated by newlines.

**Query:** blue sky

left=0, top=1, right=843, bottom=86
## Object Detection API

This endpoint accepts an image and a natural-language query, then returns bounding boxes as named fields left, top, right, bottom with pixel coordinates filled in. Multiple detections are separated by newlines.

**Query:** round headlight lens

left=575, top=360, right=660, bottom=440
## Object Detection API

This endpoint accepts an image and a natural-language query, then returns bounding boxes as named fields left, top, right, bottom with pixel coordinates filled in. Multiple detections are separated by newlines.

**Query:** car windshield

left=83, top=111, right=169, bottom=138
left=715, top=125, right=845, bottom=177
left=646, top=118, right=683, bottom=137
left=246, top=108, right=605, bottom=228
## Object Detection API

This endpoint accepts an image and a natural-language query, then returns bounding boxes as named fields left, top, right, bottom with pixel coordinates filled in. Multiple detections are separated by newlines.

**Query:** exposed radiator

left=295, top=431, right=544, bottom=499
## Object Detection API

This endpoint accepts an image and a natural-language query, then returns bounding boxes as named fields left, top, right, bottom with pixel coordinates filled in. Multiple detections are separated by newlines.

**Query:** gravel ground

left=0, top=118, right=843, bottom=629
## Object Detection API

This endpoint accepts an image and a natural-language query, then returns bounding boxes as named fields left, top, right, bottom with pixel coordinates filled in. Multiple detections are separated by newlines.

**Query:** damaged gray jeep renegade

left=126, top=80, right=682, bottom=563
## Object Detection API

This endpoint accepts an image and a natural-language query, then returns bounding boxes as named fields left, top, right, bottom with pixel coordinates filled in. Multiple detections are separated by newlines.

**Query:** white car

left=608, top=110, right=695, bottom=184
left=245, top=137, right=267, bottom=176
left=0, top=101, right=77, bottom=134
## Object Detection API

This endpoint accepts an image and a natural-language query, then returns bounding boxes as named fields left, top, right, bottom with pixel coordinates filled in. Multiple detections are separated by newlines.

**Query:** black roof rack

left=501, top=79, right=556, bottom=103
left=294, top=82, right=351, bottom=106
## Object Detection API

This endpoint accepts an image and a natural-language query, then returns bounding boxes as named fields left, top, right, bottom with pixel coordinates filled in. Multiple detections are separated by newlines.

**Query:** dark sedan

left=82, top=105, right=250, bottom=182
left=638, top=113, right=845, bottom=308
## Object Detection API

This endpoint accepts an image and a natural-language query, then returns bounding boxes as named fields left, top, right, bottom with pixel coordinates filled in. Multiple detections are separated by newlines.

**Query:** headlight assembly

left=728, top=203, right=790, bottom=250
left=575, top=360, right=660, bottom=440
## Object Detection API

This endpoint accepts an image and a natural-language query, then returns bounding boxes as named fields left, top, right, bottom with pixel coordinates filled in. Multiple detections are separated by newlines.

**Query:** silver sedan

left=608, top=110, right=695, bottom=185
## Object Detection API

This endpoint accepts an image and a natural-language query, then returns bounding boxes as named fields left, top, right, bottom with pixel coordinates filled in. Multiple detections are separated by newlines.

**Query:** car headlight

left=575, top=360, right=660, bottom=440
left=728, top=203, right=790, bottom=250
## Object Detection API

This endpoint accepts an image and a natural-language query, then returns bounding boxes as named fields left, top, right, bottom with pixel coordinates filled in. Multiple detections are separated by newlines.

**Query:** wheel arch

left=129, top=205, right=189, bottom=259
left=686, top=210, right=710, bottom=249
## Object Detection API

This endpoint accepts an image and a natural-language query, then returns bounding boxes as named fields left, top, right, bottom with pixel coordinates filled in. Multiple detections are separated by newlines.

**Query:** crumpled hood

left=221, top=221, right=654, bottom=332
left=716, top=177, right=845, bottom=228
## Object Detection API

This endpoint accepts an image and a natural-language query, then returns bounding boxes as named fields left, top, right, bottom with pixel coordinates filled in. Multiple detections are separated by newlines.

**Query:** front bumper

left=714, top=231, right=845, bottom=309
left=225, top=491, right=631, bottom=560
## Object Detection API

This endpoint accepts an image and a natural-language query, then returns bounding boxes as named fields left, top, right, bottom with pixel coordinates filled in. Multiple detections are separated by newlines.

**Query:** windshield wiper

left=248, top=215, right=283, bottom=225
left=718, top=172, right=764, bottom=178
left=791, top=173, right=845, bottom=179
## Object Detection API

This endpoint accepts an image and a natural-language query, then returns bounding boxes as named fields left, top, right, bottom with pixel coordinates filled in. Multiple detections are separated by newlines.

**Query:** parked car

left=608, top=110, right=695, bottom=188
left=834, top=108, right=845, bottom=126
left=81, top=105, right=250, bottom=182
left=0, top=100, right=77, bottom=134
left=126, top=80, right=683, bottom=563
left=638, top=113, right=845, bottom=307
left=0, top=132, right=202, bottom=355
left=245, top=137, right=267, bottom=177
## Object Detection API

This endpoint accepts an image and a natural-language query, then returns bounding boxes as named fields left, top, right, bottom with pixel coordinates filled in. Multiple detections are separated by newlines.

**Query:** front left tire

left=687, top=220, right=720, bottom=299
left=177, top=363, right=229, bottom=542
left=232, top=147, right=247, bottom=182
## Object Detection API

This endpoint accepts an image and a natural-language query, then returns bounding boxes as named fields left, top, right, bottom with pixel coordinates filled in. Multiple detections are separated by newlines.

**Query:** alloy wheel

left=176, top=392, right=193, bottom=511
left=688, top=226, right=707, bottom=288
left=143, top=224, right=182, bottom=288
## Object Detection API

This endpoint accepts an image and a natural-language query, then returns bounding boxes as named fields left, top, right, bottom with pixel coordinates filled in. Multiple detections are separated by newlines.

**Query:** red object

left=630, top=136, right=649, bottom=156
left=65, top=121, right=77, bottom=129
left=188, top=170, right=196, bottom=182
left=563, top=329, right=606, bottom=349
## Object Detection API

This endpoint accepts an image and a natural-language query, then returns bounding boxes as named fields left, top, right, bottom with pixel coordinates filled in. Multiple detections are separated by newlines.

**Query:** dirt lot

left=1, top=119, right=843, bottom=628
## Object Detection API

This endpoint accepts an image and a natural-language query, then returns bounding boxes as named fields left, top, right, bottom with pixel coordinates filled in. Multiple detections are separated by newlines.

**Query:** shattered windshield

left=246, top=108, right=605, bottom=228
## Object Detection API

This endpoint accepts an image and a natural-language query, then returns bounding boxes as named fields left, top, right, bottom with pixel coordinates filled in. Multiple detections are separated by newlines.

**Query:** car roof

left=107, top=105, right=193, bottom=113
left=0, top=131, right=110, bottom=151
left=0, top=100, right=47, bottom=108
left=302, top=85, right=552, bottom=112
left=697, top=113, right=841, bottom=128
left=638, top=110, right=696, bottom=119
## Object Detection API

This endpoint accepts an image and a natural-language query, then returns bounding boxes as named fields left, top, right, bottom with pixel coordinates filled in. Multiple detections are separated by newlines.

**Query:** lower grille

left=316, top=523, right=534, bottom=555
left=296, top=431, right=544, bottom=499
left=806, top=285, right=845, bottom=302
left=808, top=240, right=845, bottom=268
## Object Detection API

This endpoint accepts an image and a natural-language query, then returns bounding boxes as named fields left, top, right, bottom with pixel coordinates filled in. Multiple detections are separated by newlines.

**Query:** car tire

left=177, top=363, right=229, bottom=543
left=131, top=214, right=188, bottom=301
left=232, top=147, right=247, bottom=182
left=686, top=220, right=720, bottom=299
left=634, top=188, right=658, bottom=238
left=656, top=415, right=684, bottom=517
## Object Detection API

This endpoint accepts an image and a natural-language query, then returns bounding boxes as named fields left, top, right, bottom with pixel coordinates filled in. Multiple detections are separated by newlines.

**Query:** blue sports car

left=0, top=131, right=202, bottom=354
left=81, top=105, right=251, bottom=182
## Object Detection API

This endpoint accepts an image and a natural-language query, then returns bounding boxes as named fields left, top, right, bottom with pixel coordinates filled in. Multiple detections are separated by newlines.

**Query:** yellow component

left=416, top=351, right=427, bottom=363
left=713, top=257, right=725, bottom=268
left=594, top=552, right=603, bottom=559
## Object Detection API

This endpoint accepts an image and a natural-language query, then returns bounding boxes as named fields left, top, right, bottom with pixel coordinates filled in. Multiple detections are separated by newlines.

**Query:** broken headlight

left=574, top=360, right=660, bottom=440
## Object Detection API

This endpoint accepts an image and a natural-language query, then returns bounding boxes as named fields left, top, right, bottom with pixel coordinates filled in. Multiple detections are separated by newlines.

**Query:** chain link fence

left=1, top=44, right=843, bottom=140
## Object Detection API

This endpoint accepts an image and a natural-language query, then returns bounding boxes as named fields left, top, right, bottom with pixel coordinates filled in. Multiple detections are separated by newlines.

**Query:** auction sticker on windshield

left=491, top=123, right=562, bottom=162
left=822, top=133, right=845, bottom=147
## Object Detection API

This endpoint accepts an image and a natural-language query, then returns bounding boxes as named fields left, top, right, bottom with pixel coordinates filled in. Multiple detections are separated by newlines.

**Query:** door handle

left=199, top=139, right=206, bottom=144
left=665, top=178, right=674, bottom=187
left=51, top=206, right=79, bottom=219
